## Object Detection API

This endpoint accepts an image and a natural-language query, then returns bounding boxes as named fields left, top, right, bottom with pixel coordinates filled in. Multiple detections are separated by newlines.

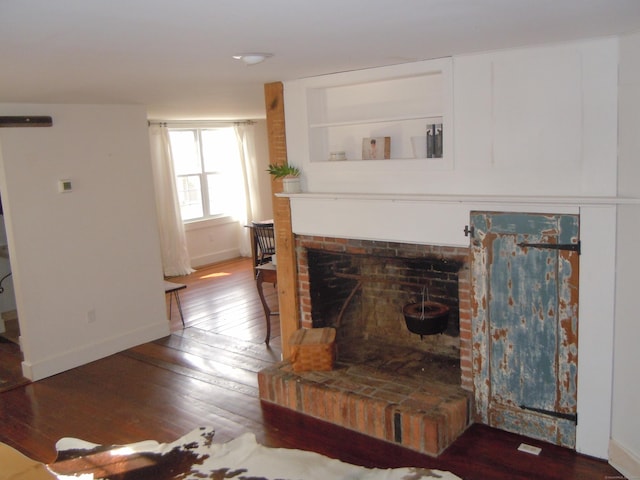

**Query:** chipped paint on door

left=470, top=212, right=579, bottom=448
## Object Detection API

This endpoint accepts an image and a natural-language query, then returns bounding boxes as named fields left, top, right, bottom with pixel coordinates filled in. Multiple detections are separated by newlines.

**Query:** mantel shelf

left=276, top=192, right=640, bottom=206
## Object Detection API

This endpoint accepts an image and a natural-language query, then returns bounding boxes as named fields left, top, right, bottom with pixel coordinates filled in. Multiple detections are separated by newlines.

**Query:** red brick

left=271, top=372, right=285, bottom=406
left=384, top=404, right=397, bottom=443
left=422, top=414, right=441, bottom=456
left=459, top=328, right=472, bottom=341
left=405, top=393, right=441, bottom=410
left=299, top=382, right=315, bottom=416
left=257, top=370, right=272, bottom=402
left=365, top=398, right=387, bottom=438
left=401, top=409, right=423, bottom=452
left=461, top=376, right=473, bottom=392
left=337, top=390, right=350, bottom=429
left=286, top=376, right=300, bottom=410
left=355, top=396, right=367, bottom=433
left=460, top=357, right=473, bottom=372
left=438, top=397, right=468, bottom=447
left=324, top=389, right=340, bottom=424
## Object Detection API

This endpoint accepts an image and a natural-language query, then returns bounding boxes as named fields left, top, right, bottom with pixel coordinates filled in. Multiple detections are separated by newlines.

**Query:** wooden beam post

left=264, top=82, right=299, bottom=358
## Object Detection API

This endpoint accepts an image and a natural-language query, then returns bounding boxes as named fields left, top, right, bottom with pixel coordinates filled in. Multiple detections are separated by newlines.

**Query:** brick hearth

left=258, top=340, right=472, bottom=456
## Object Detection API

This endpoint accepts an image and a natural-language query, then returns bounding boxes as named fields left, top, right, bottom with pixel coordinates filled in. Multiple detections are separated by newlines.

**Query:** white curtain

left=235, top=124, right=261, bottom=257
left=148, top=125, right=195, bottom=277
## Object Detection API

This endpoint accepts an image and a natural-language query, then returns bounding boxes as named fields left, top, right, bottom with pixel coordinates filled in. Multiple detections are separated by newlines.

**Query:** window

left=168, top=127, right=243, bottom=222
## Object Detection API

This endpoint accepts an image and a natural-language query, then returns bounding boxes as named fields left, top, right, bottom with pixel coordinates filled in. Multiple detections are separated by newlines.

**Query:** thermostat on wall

left=58, top=179, right=72, bottom=193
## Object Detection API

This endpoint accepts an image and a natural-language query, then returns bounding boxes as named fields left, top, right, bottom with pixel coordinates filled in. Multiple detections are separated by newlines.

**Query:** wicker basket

left=289, top=327, right=336, bottom=372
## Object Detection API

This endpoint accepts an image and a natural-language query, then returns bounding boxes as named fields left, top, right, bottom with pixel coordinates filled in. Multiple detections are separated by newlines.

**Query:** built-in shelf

left=309, top=114, right=442, bottom=129
left=304, top=60, right=451, bottom=163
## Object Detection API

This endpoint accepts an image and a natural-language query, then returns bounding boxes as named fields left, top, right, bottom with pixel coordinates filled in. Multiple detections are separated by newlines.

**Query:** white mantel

left=282, top=191, right=626, bottom=247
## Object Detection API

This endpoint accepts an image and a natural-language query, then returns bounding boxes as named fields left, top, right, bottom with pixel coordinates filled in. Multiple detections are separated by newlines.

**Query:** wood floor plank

left=124, top=344, right=261, bottom=396
left=0, top=256, right=623, bottom=480
left=150, top=334, right=279, bottom=375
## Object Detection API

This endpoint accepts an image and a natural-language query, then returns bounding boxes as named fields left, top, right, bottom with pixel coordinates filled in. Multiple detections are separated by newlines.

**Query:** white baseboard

left=21, top=321, right=170, bottom=381
left=190, top=248, right=240, bottom=268
left=609, top=438, right=640, bottom=479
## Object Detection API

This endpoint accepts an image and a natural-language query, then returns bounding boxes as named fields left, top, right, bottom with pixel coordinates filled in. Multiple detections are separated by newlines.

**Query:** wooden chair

left=250, top=221, right=278, bottom=345
left=251, top=221, right=276, bottom=266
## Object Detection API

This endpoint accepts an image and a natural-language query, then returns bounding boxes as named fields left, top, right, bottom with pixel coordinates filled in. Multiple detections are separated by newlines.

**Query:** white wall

left=0, top=104, right=169, bottom=380
left=610, top=32, right=640, bottom=478
left=252, top=120, right=274, bottom=222
left=284, top=37, right=622, bottom=460
left=184, top=120, right=273, bottom=267
left=185, top=217, right=244, bottom=268
left=453, top=38, right=618, bottom=197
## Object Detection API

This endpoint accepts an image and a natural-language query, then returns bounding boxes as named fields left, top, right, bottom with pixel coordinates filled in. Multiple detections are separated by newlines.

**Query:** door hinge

left=520, top=404, right=577, bottom=423
left=464, top=225, right=474, bottom=237
left=517, top=241, right=581, bottom=255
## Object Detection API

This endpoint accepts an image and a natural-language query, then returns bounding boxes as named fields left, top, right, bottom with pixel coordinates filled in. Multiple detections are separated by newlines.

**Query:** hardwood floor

left=0, top=257, right=623, bottom=480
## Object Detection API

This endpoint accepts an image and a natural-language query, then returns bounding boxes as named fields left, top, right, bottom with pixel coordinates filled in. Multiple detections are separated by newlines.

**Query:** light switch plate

left=58, top=179, right=72, bottom=193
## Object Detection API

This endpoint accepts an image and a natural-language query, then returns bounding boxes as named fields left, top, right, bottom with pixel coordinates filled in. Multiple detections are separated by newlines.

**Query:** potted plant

left=266, top=162, right=301, bottom=193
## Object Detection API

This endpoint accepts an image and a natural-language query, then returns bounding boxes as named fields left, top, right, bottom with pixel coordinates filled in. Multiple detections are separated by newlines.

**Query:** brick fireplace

left=258, top=235, right=474, bottom=456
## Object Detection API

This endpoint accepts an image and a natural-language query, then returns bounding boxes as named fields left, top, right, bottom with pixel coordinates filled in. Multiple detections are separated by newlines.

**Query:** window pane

left=169, top=130, right=202, bottom=175
left=176, top=175, right=203, bottom=220
left=207, top=173, right=229, bottom=216
left=201, top=128, right=238, bottom=173
left=167, top=126, right=245, bottom=223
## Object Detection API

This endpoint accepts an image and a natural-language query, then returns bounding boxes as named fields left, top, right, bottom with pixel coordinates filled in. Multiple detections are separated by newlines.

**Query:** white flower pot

left=282, top=177, right=301, bottom=193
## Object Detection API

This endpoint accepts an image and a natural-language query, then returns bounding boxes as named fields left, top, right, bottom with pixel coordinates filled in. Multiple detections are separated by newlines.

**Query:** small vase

left=282, top=177, right=301, bottom=194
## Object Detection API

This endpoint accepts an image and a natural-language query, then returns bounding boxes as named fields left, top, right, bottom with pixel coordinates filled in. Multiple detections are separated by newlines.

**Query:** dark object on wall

left=426, top=123, right=443, bottom=158
left=0, top=116, right=53, bottom=128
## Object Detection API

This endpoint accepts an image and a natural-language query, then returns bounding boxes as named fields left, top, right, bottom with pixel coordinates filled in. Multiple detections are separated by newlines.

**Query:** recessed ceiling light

left=232, top=53, right=273, bottom=65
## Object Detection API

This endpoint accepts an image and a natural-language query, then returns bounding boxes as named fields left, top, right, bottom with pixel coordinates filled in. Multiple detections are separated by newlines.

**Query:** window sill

left=184, top=215, right=237, bottom=231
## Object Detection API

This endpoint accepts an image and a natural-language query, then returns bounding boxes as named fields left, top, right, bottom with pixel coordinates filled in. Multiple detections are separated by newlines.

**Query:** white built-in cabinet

left=306, top=66, right=448, bottom=163
left=284, top=58, right=454, bottom=193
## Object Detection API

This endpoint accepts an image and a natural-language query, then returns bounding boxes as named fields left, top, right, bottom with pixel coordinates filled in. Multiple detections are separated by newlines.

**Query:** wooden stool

left=164, top=280, right=187, bottom=326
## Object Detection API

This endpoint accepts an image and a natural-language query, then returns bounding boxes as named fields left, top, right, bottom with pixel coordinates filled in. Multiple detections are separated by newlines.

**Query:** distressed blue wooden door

left=470, top=212, right=579, bottom=448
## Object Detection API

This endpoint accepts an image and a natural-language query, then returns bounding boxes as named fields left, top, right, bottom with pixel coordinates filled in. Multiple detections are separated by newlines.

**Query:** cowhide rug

left=48, top=427, right=463, bottom=480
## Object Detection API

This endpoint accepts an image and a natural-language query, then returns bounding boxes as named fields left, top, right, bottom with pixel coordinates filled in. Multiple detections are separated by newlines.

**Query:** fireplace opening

left=296, top=236, right=472, bottom=386
left=308, top=248, right=461, bottom=341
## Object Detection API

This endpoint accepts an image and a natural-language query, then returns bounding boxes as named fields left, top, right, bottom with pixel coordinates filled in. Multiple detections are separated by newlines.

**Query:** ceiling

left=2, top=1, right=640, bottom=120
